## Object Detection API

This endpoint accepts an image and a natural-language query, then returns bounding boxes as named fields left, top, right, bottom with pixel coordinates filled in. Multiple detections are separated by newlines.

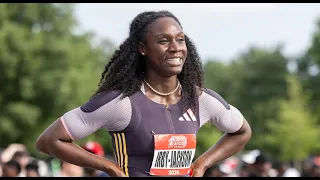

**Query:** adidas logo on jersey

left=178, top=109, right=196, bottom=122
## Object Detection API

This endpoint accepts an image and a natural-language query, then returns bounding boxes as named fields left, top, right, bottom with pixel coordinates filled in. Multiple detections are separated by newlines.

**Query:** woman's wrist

left=193, top=155, right=211, bottom=171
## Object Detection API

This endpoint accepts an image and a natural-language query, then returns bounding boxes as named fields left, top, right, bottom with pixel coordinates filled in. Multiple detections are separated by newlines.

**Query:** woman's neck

left=144, top=72, right=179, bottom=94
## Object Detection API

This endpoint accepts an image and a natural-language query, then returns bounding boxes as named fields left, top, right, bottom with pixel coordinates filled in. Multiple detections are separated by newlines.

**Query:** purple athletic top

left=61, top=85, right=244, bottom=177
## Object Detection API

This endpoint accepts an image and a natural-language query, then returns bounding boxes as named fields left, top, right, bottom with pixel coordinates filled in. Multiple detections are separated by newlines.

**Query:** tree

left=203, top=60, right=245, bottom=104
left=232, top=46, right=289, bottom=150
left=296, top=17, right=320, bottom=124
left=0, top=3, right=115, bottom=157
left=201, top=47, right=290, bottom=153
left=264, top=75, right=319, bottom=167
left=203, top=60, right=232, bottom=98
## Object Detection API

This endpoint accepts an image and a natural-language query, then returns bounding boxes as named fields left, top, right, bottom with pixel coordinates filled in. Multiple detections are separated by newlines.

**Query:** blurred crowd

left=0, top=143, right=319, bottom=177
left=204, top=150, right=320, bottom=177
left=0, top=142, right=111, bottom=177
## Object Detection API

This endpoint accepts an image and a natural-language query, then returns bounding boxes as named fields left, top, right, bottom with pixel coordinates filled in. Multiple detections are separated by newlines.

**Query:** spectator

left=37, top=159, right=50, bottom=177
left=249, top=153, right=273, bottom=177
left=53, top=160, right=84, bottom=177
left=240, top=150, right=260, bottom=177
left=11, top=150, right=30, bottom=177
left=218, top=157, right=239, bottom=177
left=0, top=144, right=27, bottom=164
left=275, top=161, right=300, bottom=177
left=26, top=161, right=41, bottom=177
left=203, top=165, right=221, bottom=177
left=2, top=160, right=21, bottom=177
left=301, top=159, right=314, bottom=177
left=312, top=165, right=320, bottom=177
left=239, top=163, right=250, bottom=177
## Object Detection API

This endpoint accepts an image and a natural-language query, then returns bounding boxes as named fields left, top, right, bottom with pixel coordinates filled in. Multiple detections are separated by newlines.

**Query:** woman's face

left=141, top=17, right=188, bottom=77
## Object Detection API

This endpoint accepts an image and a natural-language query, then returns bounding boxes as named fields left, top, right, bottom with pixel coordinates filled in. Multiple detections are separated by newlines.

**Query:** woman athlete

left=36, top=10, right=252, bottom=177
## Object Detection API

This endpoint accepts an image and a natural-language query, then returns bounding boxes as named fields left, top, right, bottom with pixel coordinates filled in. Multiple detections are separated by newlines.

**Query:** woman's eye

left=158, top=39, right=168, bottom=43
left=178, top=38, right=185, bottom=42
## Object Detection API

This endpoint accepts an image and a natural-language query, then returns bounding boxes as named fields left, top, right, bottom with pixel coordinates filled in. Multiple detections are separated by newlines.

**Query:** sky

left=74, top=3, right=320, bottom=62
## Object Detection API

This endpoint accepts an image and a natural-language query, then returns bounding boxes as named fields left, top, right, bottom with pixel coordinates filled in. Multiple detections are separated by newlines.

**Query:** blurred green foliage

left=0, top=3, right=319, bottom=164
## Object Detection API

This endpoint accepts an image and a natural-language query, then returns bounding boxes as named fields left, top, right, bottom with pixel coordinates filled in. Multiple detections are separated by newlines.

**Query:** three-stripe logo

left=178, top=108, right=196, bottom=122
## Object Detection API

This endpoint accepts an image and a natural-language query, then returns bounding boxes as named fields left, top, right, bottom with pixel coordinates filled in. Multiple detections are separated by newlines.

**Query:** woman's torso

left=62, top=87, right=242, bottom=177
left=108, top=90, right=200, bottom=177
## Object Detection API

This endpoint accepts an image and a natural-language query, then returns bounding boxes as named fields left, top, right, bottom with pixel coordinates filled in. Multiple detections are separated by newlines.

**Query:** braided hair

left=95, top=10, right=204, bottom=111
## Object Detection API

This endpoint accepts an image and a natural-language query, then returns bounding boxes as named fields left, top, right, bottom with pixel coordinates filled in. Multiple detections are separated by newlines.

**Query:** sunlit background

left=0, top=3, right=319, bottom=177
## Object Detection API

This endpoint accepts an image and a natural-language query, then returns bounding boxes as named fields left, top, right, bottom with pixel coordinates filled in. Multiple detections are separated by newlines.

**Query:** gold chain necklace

left=144, top=79, right=181, bottom=96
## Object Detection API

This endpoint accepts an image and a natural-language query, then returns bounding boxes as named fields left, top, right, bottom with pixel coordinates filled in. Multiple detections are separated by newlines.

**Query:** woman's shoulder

left=197, top=86, right=221, bottom=97
left=197, top=87, right=230, bottom=109
left=80, top=90, right=129, bottom=113
left=196, top=86, right=217, bottom=96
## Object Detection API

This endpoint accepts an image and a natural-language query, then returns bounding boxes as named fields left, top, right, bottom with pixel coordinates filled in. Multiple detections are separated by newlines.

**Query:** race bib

left=149, top=134, right=196, bottom=176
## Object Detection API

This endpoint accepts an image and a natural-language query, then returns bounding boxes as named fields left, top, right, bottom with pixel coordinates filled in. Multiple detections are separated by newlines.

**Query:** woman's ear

left=139, top=42, right=146, bottom=56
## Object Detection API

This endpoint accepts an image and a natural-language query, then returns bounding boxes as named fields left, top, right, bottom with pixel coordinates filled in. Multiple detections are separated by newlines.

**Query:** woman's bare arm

left=36, top=118, right=126, bottom=177
left=192, top=118, right=252, bottom=175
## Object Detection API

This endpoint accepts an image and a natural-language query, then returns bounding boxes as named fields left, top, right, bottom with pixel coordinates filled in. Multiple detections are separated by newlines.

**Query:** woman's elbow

left=36, top=119, right=64, bottom=155
left=36, top=134, right=52, bottom=155
left=230, top=119, right=252, bottom=145
left=36, top=135, right=45, bottom=153
left=240, top=119, right=252, bottom=144
left=243, top=125, right=252, bottom=142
